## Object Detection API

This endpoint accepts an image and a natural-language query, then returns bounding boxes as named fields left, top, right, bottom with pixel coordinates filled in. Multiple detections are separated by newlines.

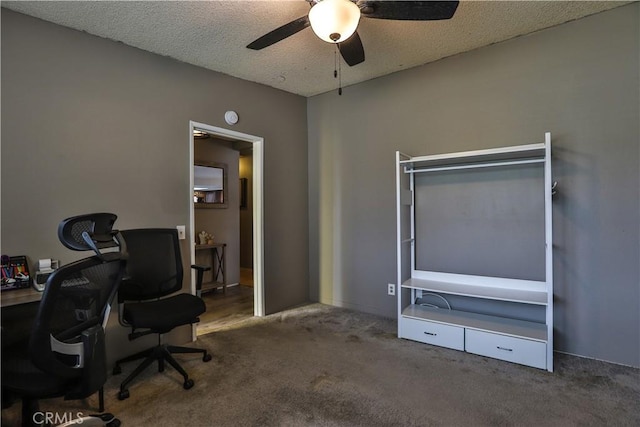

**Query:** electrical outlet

left=388, top=283, right=396, bottom=296
left=176, top=225, right=186, bottom=240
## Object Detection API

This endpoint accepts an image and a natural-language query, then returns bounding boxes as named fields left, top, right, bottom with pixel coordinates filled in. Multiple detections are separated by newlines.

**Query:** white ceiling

left=3, top=1, right=631, bottom=97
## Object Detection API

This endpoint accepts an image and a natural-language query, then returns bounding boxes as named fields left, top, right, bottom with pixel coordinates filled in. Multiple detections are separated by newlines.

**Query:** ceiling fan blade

left=359, top=1, right=459, bottom=21
left=338, top=31, right=365, bottom=66
left=247, top=15, right=310, bottom=50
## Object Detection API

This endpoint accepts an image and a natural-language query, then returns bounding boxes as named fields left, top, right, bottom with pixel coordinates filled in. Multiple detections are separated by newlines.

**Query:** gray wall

left=1, top=9, right=309, bottom=362
left=308, top=4, right=639, bottom=367
left=414, top=165, right=546, bottom=281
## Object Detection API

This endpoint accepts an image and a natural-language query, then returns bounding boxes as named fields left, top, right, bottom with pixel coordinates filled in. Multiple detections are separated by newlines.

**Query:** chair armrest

left=190, top=265, right=211, bottom=293
left=65, top=325, right=106, bottom=401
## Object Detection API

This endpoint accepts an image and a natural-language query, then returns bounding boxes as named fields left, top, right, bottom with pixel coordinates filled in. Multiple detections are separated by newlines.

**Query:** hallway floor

left=197, top=284, right=254, bottom=336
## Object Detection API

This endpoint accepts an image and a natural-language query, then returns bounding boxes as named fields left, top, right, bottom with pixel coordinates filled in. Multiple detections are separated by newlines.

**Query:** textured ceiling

left=2, top=1, right=631, bottom=97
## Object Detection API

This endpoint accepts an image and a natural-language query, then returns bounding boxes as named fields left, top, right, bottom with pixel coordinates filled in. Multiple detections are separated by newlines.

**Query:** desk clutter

left=33, top=258, right=60, bottom=291
left=1, top=256, right=61, bottom=292
left=1, top=255, right=31, bottom=291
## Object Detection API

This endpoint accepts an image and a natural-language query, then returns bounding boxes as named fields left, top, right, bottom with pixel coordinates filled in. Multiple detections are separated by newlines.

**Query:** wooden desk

left=1, top=288, right=41, bottom=350
left=1, top=287, right=43, bottom=308
left=195, top=243, right=226, bottom=294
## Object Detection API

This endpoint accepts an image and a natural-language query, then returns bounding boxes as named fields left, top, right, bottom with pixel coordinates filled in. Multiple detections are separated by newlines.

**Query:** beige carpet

left=2, top=303, right=639, bottom=426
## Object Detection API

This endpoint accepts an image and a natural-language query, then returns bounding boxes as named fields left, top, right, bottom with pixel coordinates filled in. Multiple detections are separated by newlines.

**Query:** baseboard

left=329, top=298, right=395, bottom=319
left=554, top=350, right=639, bottom=369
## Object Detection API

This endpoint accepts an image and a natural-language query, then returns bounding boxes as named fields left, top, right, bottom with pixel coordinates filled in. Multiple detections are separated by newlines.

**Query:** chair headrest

left=58, top=213, right=120, bottom=253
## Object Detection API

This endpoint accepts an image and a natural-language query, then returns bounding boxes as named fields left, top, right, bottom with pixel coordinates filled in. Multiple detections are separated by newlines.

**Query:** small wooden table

left=195, top=243, right=226, bottom=294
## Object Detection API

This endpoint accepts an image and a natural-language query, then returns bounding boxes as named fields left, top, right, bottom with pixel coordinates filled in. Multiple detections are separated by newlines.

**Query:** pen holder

left=1, top=255, right=31, bottom=291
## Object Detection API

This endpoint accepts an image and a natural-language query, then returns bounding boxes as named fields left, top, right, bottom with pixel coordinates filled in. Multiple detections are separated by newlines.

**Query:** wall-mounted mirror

left=194, top=161, right=228, bottom=209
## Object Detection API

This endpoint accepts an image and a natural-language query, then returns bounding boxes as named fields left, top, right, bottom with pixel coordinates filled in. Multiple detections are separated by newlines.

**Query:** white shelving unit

left=396, top=133, right=553, bottom=371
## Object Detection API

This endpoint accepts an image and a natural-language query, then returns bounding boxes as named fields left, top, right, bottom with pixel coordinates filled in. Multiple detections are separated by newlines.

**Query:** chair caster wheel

left=203, top=353, right=212, bottom=362
left=118, top=389, right=130, bottom=400
left=95, top=414, right=121, bottom=427
left=183, top=379, right=194, bottom=390
left=112, top=365, right=121, bottom=375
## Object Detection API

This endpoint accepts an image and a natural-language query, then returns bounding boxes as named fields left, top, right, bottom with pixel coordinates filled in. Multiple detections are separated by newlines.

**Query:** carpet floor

left=2, top=303, right=639, bottom=426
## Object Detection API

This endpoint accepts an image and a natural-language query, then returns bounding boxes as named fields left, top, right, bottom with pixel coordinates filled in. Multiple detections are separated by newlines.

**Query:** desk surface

left=1, top=287, right=43, bottom=307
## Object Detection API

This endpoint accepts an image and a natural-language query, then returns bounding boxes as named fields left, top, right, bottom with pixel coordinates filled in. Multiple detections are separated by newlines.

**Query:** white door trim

left=189, top=121, right=265, bottom=319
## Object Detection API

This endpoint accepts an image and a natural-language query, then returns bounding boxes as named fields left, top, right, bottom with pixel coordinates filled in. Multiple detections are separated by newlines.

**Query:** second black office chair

left=113, top=228, right=211, bottom=400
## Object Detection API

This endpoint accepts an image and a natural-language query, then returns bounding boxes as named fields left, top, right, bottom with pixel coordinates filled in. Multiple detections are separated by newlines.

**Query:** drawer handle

left=497, top=346, right=513, bottom=352
left=423, top=332, right=437, bottom=336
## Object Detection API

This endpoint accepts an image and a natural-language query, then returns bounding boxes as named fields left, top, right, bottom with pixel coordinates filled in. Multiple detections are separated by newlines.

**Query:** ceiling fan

left=247, top=0, right=460, bottom=66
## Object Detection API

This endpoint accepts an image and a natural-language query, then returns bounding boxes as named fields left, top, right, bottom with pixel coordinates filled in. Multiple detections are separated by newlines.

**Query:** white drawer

left=400, top=317, right=464, bottom=351
left=465, top=329, right=547, bottom=369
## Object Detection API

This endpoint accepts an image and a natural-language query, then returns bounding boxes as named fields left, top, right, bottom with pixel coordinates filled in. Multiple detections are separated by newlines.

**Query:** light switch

left=176, top=225, right=186, bottom=240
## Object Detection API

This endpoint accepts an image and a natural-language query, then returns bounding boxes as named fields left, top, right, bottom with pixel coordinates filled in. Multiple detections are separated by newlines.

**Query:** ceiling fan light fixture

left=309, top=0, right=361, bottom=43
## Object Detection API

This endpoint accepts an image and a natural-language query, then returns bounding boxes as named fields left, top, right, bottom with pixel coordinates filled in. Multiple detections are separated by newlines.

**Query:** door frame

left=189, top=120, right=265, bottom=317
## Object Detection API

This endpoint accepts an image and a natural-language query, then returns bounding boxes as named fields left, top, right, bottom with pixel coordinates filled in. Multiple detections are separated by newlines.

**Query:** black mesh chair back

left=58, top=213, right=119, bottom=253
left=2, top=213, right=126, bottom=427
left=118, top=229, right=182, bottom=301
left=30, top=255, right=123, bottom=396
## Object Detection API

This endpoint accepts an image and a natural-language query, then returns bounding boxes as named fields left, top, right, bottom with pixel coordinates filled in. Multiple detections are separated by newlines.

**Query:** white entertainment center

left=395, top=133, right=553, bottom=371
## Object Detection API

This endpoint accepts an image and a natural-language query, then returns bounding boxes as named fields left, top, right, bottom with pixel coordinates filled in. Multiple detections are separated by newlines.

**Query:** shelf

left=395, top=133, right=553, bottom=371
left=402, top=304, right=547, bottom=342
left=402, top=271, right=548, bottom=305
left=400, top=143, right=546, bottom=172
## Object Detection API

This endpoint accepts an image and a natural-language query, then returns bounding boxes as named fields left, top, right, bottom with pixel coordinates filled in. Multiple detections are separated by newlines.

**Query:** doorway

left=189, top=121, right=265, bottom=334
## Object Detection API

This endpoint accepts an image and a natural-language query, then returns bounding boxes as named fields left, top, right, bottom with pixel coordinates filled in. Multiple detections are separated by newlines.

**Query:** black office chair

left=1, top=213, right=127, bottom=427
left=112, top=228, right=211, bottom=401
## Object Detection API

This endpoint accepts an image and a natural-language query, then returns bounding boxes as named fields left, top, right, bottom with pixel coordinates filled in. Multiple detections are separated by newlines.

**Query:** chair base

left=2, top=383, right=105, bottom=427
left=9, top=390, right=109, bottom=427
left=21, top=397, right=38, bottom=427
left=113, top=344, right=211, bottom=400
left=58, top=413, right=120, bottom=427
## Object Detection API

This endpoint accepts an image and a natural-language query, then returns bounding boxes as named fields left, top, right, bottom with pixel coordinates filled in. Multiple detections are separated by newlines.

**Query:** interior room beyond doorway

left=192, top=128, right=256, bottom=335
